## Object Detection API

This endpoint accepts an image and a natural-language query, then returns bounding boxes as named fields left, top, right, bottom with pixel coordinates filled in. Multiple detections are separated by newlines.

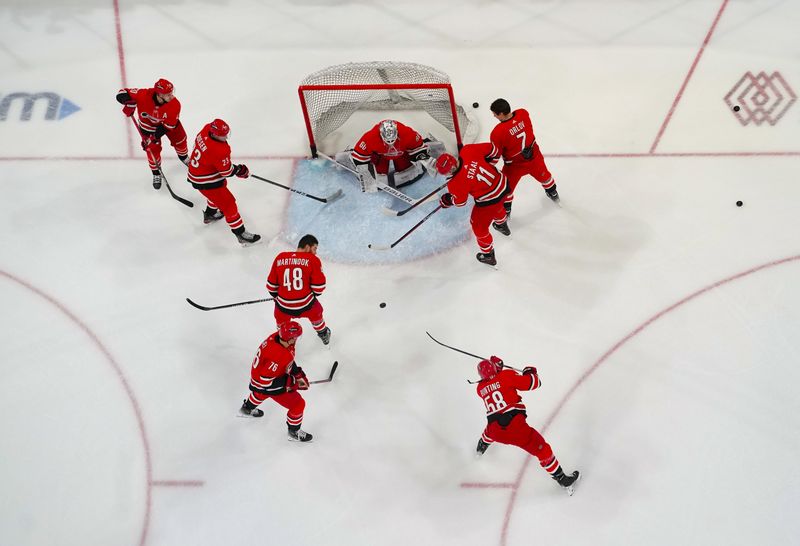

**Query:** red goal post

left=298, top=61, right=474, bottom=158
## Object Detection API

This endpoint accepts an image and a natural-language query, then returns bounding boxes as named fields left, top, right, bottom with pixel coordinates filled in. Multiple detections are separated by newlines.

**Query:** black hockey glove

left=523, top=366, right=538, bottom=377
left=439, top=193, right=455, bottom=208
left=521, top=146, right=534, bottom=160
left=233, top=164, right=250, bottom=179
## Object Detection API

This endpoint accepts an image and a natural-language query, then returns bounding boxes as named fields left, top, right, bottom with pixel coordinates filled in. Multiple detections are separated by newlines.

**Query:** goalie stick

left=130, top=118, right=194, bottom=208
left=317, top=152, right=416, bottom=205
left=309, top=361, right=339, bottom=384
left=186, top=296, right=274, bottom=311
left=383, top=179, right=449, bottom=217
left=251, top=174, right=343, bottom=204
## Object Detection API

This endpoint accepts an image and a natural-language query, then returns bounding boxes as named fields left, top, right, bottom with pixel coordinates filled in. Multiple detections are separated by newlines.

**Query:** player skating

left=474, top=356, right=580, bottom=495
left=488, top=98, right=559, bottom=219
left=435, top=144, right=510, bottom=267
left=186, top=118, right=260, bottom=246
left=116, top=78, right=189, bottom=189
left=266, top=234, right=331, bottom=345
left=239, top=321, right=313, bottom=442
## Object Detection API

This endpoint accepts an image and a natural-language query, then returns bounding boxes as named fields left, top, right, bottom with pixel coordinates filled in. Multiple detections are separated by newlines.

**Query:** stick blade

left=325, top=189, right=344, bottom=204
left=367, top=243, right=391, bottom=251
left=186, top=298, right=209, bottom=311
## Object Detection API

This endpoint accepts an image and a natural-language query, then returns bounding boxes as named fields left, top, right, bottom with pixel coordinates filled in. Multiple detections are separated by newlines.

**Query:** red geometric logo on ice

left=724, top=71, right=796, bottom=126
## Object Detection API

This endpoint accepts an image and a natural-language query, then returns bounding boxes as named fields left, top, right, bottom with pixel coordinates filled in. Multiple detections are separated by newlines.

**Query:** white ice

left=1, top=1, right=799, bottom=545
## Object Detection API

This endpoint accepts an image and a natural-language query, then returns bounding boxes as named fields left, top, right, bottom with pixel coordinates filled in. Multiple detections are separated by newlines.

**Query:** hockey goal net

left=298, top=61, right=476, bottom=157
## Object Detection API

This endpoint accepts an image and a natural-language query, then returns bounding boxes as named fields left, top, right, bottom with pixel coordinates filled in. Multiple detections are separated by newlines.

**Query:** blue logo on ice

left=0, top=92, right=81, bottom=122
left=283, top=160, right=471, bottom=265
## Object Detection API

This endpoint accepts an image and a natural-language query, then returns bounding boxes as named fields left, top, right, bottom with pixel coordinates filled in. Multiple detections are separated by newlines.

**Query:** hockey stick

left=130, top=118, right=194, bottom=208
left=186, top=297, right=274, bottom=311
left=368, top=204, right=443, bottom=251
left=317, top=152, right=416, bottom=205
left=158, top=165, right=194, bottom=208
left=251, top=174, right=343, bottom=204
left=309, top=361, right=338, bottom=384
left=384, top=179, right=449, bottom=217
left=426, top=332, right=522, bottom=372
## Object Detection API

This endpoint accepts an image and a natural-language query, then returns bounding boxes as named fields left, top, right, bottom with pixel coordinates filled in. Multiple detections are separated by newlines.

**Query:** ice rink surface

left=1, top=1, right=799, bottom=545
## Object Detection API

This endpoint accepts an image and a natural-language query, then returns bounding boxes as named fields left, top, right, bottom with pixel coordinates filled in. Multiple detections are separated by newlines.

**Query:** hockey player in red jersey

left=187, top=118, right=260, bottom=246
left=487, top=98, right=559, bottom=219
left=239, top=321, right=313, bottom=442
left=351, top=119, right=429, bottom=192
left=435, top=144, right=511, bottom=267
left=266, top=234, right=330, bottom=345
left=475, top=356, right=580, bottom=494
left=116, top=78, right=189, bottom=189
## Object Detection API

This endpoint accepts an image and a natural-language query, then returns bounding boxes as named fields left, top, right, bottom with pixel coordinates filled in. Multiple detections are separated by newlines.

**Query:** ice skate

left=288, top=428, right=313, bottom=442
left=552, top=468, right=580, bottom=496
left=235, top=230, right=262, bottom=246
left=239, top=400, right=264, bottom=418
left=545, top=185, right=560, bottom=204
left=492, top=221, right=511, bottom=236
left=203, top=207, right=223, bottom=224
left=476, top=250, right=497, bottom=267
left=317, top=327, right=331, bottom=345
left=152, top=173, right=162, bottom=190
left=476, top=438, right=490, bottom=457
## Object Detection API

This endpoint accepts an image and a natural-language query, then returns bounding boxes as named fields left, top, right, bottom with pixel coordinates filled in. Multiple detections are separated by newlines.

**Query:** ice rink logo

left=724, top=71, right=796, bottom=126
left=0, top=92, right=81, bottom=122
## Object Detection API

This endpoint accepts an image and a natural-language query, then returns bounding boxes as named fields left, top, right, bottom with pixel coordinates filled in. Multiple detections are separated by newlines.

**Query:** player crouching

left=335, top=119, right=444, bottom=192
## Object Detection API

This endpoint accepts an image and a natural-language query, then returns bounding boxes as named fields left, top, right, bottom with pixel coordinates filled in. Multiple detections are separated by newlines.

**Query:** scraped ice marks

left=285, top=160, right=470, bottom=264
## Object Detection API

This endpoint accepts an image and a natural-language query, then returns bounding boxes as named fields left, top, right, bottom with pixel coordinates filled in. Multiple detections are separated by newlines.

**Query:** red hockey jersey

left=266, top=251, right=326, bottom=315
left=487, top=109, right=536, bottom=164
left=476, top=368, right=540, bottom=421
left=119, top=87, right=181, bottom=134
left=250, top=333, right=296, bottom=395
left=446, top=143, right=508, bottom=207
left=351, top=120, right=426, bottom=166
left=187, top=123, right=235, bottom=189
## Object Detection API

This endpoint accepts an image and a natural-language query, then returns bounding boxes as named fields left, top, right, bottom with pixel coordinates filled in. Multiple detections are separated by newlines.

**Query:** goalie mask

left=379, top=120, right=398, bottom=145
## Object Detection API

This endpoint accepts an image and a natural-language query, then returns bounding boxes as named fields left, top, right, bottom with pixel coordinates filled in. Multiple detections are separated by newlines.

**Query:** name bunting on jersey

left=0, top=92, right=81, bottom=122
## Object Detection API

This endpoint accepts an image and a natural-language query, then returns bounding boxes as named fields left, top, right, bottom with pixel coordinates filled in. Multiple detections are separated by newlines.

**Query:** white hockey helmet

left=379, top=120, right=398, bottom=145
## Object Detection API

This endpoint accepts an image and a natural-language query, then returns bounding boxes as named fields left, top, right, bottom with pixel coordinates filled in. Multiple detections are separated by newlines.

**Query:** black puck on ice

left=733, top=105, right=740, bottom=112
left=379, top=302, right=386, bottom=308
left=736, top=200, right=743, bottom=207
left=472, top=102, right=479, bottom=108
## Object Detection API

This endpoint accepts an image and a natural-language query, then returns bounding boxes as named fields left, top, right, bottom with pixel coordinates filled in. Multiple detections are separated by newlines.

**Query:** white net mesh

left=299, top=61, right=475, bottom=154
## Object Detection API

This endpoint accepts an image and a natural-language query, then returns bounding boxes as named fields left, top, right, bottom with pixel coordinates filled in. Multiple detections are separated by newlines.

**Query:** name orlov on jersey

left=0, top=91, right=80, bottom=122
